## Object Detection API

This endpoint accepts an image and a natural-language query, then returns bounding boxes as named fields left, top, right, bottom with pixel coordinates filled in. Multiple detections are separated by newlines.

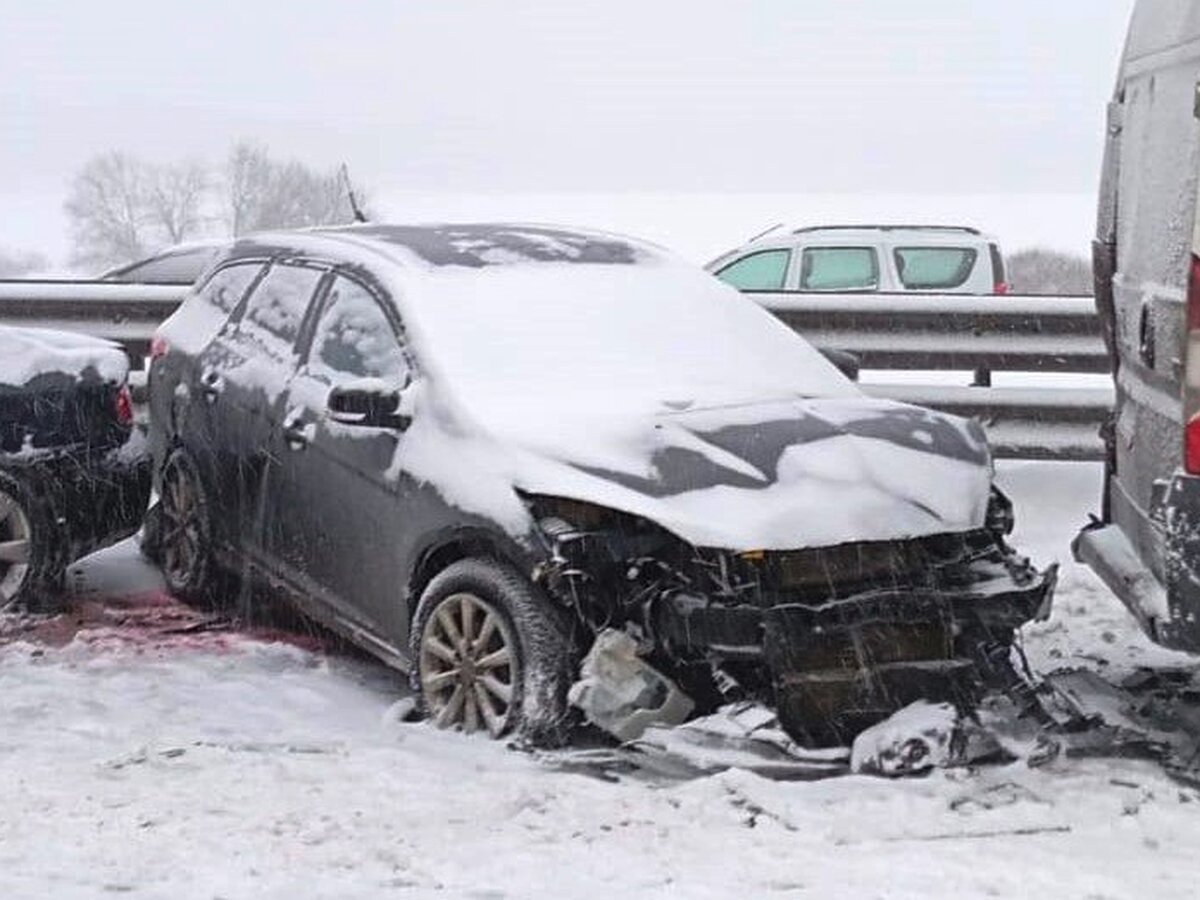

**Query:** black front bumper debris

left=653, top=559, right=1057, bottom=747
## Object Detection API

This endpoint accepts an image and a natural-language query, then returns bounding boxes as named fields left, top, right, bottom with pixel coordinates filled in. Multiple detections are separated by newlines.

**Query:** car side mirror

left=327, top=379, right=411, bottom=430
left=818, top=348, right=861, bottom=382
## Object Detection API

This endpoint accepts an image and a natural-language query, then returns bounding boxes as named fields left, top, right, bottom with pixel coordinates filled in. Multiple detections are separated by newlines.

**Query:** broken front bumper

left=653, top=559, right=1057, bottom=746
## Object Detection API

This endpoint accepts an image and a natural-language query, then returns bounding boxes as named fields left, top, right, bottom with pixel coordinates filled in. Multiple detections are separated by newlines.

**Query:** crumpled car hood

left=506, top=395, right=994, bottom=551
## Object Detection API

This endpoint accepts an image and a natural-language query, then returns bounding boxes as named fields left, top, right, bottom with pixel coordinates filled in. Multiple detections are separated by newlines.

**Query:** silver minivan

left=706, top=225, right=1009, bottom=295
left=1075, top=0, right=1200, bottom=651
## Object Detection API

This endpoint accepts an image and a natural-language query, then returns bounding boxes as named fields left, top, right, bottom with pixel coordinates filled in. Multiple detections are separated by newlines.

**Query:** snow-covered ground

left=3, top=462, right=1199, bottom=899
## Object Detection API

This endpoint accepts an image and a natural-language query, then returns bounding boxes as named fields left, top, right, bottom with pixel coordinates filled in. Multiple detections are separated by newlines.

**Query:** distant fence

left=0, top=280, right=1110, bottom=461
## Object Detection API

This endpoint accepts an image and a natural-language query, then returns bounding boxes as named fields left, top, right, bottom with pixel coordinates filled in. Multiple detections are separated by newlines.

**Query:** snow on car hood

left=506, top=395, right=992, bottom=550
left=0, top=326, right=128, bottom=387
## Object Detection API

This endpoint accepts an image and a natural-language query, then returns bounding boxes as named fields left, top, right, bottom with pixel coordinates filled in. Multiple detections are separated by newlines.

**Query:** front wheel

left=410, top=557, right=574, bottom=745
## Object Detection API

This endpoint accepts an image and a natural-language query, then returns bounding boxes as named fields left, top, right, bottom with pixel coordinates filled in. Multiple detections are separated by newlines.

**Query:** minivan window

left=799, top=247, right=878, bottom=291
left=194, top=262, right=263, bottom=313
left=308, top=276, right=409, bottom=382
left=893, top=247, right=978, bottom=290
left=714, top=249, right=791, bottom=291
left=240, top=264, right=325, bottom=346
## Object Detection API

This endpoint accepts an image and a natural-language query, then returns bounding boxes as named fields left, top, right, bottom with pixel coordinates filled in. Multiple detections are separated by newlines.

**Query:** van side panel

left=1108, top=31, right=1200, bottom=589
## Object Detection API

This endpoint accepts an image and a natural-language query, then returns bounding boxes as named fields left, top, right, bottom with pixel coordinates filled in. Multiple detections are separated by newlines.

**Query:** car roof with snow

left=226, top=223, right=666, bottom=272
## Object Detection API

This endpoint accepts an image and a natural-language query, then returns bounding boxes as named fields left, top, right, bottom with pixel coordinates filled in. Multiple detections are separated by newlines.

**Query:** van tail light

left=993, top=281, right=1011, bottom=295
left=114, top=384, right=134, bottom=427
left=1184, top=254, right=1200, bottom=474
left=149, top=334, right=169, bottom=360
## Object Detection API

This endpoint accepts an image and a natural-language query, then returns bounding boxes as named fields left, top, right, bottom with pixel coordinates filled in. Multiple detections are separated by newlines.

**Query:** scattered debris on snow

left=850, top=701, right=965, bottom=776
left=568, top=628, right=693, bottom=741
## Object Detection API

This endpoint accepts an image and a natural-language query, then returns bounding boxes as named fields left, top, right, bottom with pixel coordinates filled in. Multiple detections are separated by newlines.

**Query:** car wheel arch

left=405, top=527, right=539, bottom=624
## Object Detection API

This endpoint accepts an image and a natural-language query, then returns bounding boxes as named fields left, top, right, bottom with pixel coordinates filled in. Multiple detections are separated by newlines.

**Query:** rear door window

left=714, top=249, right=791, bottom=291
left=893, top=247, right=979, bottom=290
left=238, top=263, right=326, bottom=354
left=307, top=276, right=410, bottom=383
left=799, top=247, right=879, bottom=291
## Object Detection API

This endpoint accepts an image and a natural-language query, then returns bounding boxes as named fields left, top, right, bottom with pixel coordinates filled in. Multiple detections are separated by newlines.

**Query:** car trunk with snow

left=0, top=327, right=150, bottom=611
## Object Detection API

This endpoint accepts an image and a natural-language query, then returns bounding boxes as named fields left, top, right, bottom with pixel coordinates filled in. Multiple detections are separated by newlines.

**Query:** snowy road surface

left=3, top=462, right=1200, bottom=899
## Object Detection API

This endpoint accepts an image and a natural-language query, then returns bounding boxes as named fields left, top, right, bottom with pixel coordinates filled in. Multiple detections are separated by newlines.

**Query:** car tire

left=410, top=557, right=575, bottom=747
left=0, top=468, right=63, bottom=613
left=158, top=449, right=227, bottom=608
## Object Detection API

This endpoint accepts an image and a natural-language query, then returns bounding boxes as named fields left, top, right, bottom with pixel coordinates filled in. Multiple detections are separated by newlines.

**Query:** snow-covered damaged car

left=146, top=223, right=1055, bottom=746
left=0, top=327, right=150, bottom=610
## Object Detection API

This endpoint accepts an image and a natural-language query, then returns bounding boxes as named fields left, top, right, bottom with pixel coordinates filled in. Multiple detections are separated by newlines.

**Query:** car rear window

left=893, top=247, right=978, bottom=290
left=799, top=247, right=878, bottom=291
left=714, top=249, right=791, bottom=291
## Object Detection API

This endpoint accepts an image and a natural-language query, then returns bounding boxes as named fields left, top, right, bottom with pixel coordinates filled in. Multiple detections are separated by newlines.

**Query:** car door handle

left=199, top=369, right=224, bottom=401
left=282, top=411, right=311, bottom=451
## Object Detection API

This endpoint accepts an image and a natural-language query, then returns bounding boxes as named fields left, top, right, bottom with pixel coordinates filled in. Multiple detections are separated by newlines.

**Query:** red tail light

left=114, top=384, right=134, bottom=427
left=150, top=334, right=170, bottom=360
left=1187, top=416, right=1200, bottom=475
left=1185, top=254, right=1200, bottom=474
left=993, top=282, right=1010, bottom=295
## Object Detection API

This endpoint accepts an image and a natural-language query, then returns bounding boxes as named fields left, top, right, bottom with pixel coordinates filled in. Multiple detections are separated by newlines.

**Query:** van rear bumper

left=1074, top=472, right=1200, bottom=651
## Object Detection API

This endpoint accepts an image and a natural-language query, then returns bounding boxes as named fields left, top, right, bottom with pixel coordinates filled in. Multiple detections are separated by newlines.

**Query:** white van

left=706, top=225, right=1009, bottom=295
left=1075, top=0, right=1200, bottom=650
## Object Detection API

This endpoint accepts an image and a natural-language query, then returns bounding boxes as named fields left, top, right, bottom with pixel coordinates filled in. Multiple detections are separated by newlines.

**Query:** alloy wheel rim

left=0, top=489, right=32, bottom=608
left=160, top=461, right=203, bottom=589
left=419, top=592, right=518, bottom=737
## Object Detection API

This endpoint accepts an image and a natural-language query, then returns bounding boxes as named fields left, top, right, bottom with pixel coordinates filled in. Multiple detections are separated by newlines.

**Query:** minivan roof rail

left=790, top=224, right=982, bottom=236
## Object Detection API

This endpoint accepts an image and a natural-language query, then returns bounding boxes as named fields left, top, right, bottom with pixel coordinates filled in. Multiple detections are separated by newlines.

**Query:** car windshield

left=402, top=259, right=858, bottom=429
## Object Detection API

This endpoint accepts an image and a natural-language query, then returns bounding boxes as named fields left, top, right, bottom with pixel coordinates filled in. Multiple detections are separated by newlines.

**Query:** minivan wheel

left=158, top=450, right=218, bottom=605
left=411, top=558, right=574, bottom=746
left=0, top=470, right=60, bottom=612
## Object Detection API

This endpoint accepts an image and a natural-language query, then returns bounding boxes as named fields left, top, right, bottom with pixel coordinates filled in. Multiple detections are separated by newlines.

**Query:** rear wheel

left=410, top=558, right=574, bottom=745
left=0, top=470, right=61, bottom=613
left=158, top=450, right=222, bottom=606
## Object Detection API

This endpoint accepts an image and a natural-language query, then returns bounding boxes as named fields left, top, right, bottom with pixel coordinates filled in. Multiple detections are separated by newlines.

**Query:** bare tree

left=64, top=152, right=149, bottom=270
left=224, top=141, right=367, bottom=235
left=146, top=161, right=208, bottom=245
left=1007, top=248, right=1092, bottom=296
left=0, top=248, right=49, bottom=278
left=65, top=152, right=215, bottom=270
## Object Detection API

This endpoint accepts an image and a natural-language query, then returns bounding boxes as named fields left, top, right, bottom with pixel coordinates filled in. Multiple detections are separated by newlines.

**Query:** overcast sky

left=1, top=0, right=1135, bottom=262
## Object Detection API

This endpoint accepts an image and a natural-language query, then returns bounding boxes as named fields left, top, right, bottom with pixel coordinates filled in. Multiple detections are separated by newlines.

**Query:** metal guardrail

left=751, top=291, right=1110, bottom=461
left=0, top=281, right=1111, bottom=461
left=0, top=280, right=184, bottom=363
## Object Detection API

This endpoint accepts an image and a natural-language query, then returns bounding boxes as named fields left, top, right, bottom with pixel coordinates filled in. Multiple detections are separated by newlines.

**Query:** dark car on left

left=100, top=240, right=224, bottom=286
left=0, top=326, right=151, bottom=610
